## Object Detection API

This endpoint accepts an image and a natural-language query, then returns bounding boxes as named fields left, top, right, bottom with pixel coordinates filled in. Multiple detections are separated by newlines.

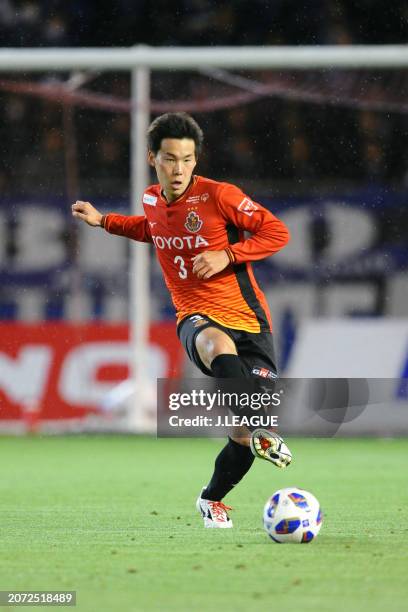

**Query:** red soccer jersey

left=103, top=175, right=289, bottom=333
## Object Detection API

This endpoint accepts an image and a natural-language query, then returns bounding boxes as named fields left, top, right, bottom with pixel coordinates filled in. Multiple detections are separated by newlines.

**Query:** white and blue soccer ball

left=263, top=487, right=322, bottom=543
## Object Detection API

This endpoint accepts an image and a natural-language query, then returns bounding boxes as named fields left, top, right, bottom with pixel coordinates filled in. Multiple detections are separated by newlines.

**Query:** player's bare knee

left=195, top=327, right=237, bottom=370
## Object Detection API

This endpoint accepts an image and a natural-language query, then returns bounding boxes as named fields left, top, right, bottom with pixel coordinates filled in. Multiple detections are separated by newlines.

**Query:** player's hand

left=191, top=250, right=230, bottom=280
left=71, top=200, right=103, bottom=227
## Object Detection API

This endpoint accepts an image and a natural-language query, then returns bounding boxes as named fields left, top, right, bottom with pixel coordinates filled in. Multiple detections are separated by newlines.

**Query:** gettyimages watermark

left=158, top=378, right=282, bottom=437
left=156, top=378, right=408, bottom=437
left=167, top=387, right=282, bottom=428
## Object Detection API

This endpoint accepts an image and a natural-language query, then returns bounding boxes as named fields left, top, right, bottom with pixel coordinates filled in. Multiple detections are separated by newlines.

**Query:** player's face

left=148, top=138, right=197, bottom=202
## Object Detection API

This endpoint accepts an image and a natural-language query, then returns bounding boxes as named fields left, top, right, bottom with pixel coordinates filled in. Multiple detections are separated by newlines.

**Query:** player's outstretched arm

left=71, top=200, right=103, bottom=227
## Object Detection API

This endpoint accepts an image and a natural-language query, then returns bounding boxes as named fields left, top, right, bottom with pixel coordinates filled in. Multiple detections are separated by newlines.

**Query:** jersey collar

left=160, top=175, right=198, bottom=206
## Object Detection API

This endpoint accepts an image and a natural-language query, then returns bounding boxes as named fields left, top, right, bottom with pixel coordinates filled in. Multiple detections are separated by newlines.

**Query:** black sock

left=211, top=354, right=247, bottom=378
left=201, top=437, right=255, bottom=501
left=211, top=353, right=260, bottom=432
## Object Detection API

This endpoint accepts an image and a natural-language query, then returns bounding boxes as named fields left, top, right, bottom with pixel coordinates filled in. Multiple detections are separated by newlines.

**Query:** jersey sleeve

left=103, top=213, right=153, bottom=243
left=216, top=183, right=289, bottom=264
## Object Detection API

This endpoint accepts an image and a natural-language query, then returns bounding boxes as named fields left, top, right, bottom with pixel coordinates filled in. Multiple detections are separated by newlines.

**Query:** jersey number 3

left=174, top=255, right=187, bottom=279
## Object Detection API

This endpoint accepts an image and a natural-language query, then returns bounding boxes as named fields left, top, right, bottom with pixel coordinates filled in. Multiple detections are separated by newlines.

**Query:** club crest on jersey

left=184, top=210, right=203, bottom=233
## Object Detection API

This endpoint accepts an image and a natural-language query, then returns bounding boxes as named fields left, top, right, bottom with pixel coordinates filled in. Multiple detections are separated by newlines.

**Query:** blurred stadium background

left=0, top=1, right=407, bottom=434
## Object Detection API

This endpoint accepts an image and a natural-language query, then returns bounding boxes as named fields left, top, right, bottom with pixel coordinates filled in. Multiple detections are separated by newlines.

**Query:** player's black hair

left=147, top=112, right=204, bottom=156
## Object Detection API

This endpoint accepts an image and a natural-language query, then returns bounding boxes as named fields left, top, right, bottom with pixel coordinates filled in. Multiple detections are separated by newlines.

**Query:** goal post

left=1, top=44, right=407, bottom=428
left=129, top=65, right=151, bottom=429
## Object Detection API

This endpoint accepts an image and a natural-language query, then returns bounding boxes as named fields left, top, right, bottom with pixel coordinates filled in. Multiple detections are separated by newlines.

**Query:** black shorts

left=177, top=313, right=278, bottom=379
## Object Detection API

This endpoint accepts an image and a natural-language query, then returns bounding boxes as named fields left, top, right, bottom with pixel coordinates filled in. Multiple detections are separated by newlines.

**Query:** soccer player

left=72, top=112, right=292, bottom=529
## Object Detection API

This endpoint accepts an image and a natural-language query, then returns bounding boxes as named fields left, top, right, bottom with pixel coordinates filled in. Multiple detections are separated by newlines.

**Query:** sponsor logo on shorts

left=251, top=366, right=277, bottom=379
left=189, top=315, right=208, bottom=328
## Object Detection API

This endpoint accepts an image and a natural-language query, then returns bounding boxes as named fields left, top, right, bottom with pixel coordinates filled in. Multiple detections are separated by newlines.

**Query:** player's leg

left=195, top=325, right=247, bottom=379
left=194, top=325, right=257, bottom=523
left=196, top=326, right=291, bottom=458
left=235, top=332, right=292, bottom=468
left=195, top=325, right=266, bottom=442
left=177, top=323, right=252, bottom=525
left=178, top=315, right=255, bottom=422
left=178, top=315, right=290, bottom=527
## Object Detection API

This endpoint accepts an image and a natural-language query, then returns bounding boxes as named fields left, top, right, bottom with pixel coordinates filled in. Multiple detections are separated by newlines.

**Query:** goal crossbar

left=0, top=45, right=408, bottom=71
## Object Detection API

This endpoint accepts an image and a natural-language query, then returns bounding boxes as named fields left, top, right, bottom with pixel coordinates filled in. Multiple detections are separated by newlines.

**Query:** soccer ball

left=263, top=487, right=322, bottom=543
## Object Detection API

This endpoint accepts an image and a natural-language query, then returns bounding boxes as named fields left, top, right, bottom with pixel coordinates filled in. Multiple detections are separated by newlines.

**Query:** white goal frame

left=1, top=45, right=407, bottom=425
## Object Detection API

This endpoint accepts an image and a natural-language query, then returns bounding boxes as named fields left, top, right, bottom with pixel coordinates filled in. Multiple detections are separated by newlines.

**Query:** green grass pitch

left=1, top=435, right=407, bottom=612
